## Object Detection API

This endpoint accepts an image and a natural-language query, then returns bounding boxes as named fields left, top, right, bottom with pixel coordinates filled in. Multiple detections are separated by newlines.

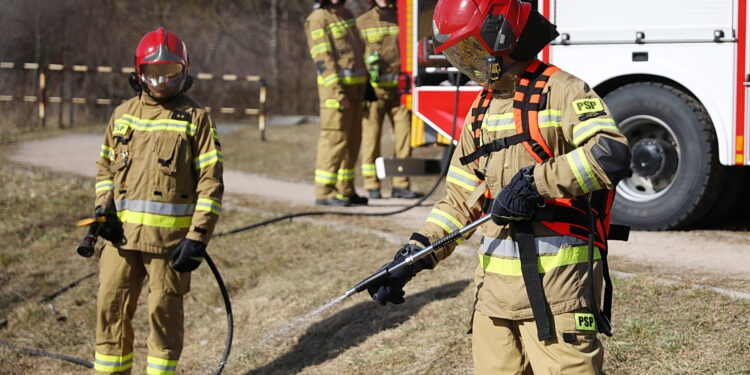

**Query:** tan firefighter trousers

left=95, top=245, right=190, bottom=374
left=472, top=309, right=604, bottom=375
left=315, top=84, right=366, bottom=200
left=361, top=93, right=412, bottom=191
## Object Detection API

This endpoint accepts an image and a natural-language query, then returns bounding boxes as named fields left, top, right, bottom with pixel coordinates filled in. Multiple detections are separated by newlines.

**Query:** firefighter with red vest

left=366, top=1, right=631, bottom=373
left=356, top=0, right=422, bottom=199
left=92, top=28, right=223, bottom=374
left=306, top=0, right=369, bottom=206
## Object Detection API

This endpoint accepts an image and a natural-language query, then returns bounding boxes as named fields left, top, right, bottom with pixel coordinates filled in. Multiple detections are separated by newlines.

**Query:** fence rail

left=0, top=62, right=268, bottom=141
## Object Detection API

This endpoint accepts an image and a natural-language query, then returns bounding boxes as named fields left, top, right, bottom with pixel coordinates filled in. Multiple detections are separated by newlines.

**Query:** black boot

left=315, top=196, right=351, bottom=206
left=347, top=194, right=369, bottom=205
left=391, top=187, right=423, bottom=199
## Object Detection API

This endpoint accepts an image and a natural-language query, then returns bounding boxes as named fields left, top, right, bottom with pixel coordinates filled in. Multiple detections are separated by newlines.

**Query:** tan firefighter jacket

left=305, top=3, right=367, bottom=109
left=356, top=5, right=401, bottom=99
left=413, top=63, right=630, bottom=320
left=95, top=93, right=223, bottom=254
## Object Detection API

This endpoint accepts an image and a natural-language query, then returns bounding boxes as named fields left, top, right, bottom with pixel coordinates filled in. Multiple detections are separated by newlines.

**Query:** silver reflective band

left=480, top=235, right=587, bottom=258
left=115, top=199, right=196, bottom=216
left=339, top=69, right=367, bottom=77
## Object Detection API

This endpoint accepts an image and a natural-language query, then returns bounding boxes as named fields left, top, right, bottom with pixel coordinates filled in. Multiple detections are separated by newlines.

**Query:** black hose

left=205, top=253, right=233, bottom=375
left=2, top=256, right=234, bottom=374
left=215, top=72, right=464, bottom=239
left=0, top=340, right=93, bottom=369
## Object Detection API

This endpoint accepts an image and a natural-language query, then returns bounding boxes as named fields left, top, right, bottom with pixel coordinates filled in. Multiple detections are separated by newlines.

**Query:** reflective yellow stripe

left=211, top=127, right=220, bottom=140
left=326, top=19, right=354, bottom=38
left=117, top=210, right=192, bottom=228
left=426, top=208, right=463, bottom=234
left=147, top=356, right=178, bottom=375
left=100, top=144, right=114, bottom=161
left=480, top=245, right=602, bottom=276
left=361, top=163, right=376, bottom=177
left=118, top=114, right=197, bottom=136
left=572, top=117, right=619, bottom=146
left=567, top=148, right=601, bottom=193
left=340, top=76, right=367, bottom=85
left=371, top=79, right=399, bottom=88
left=315, top=169, right=337, bottom=185
left=361, top=26, right=399, bottom=42
left=309, top=42, right=332, bottom=57
left=483, top=113, right=515, bottom=132
left=323, top=99, right=340, bottom=109
left=538, top=109, right=562, bottom=128
left=94, top=352, right=134, bottom=373
left=196, top=198, right=222, bottom=215
left=317, top=73, right=340, bottom=86
left=446, top=165, right=480, bottom=192
left=193, top=149, right=223, bottom=169
left=311, top=28, right=325, bottom=40
left=338, top=168, right=355, bottom=181
left=95, top=179, right=114, bottom=193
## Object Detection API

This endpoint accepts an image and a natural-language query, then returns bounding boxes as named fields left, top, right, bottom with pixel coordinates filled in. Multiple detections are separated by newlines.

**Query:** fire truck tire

left=604, top=82, right=721, bottom=230
left=695, top=166, right=746, bottom=226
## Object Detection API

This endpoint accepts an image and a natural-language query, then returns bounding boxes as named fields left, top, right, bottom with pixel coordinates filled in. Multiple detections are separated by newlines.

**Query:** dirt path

left=5, top=132, right=749, bottom=286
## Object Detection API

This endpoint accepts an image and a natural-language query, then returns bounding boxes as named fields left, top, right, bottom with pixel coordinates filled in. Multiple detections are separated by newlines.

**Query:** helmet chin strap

left=486, top=56, right=502, bottom=86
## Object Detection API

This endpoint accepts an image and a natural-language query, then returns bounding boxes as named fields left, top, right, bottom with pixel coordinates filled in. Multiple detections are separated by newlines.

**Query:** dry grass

left=1, top=139, right=750, bottom=374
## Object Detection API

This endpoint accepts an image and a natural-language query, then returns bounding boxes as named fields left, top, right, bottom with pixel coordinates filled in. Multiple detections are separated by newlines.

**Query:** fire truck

left=391, top=0, right=748, bottom=230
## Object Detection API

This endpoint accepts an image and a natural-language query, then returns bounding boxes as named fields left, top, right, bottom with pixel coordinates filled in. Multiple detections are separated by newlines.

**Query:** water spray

left=344, top=215, right=490, bottom=299
left=257, top=215, right=491, bottom=347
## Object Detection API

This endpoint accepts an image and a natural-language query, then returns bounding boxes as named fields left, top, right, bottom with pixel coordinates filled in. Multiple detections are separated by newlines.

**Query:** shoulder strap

left=459, top=60, right=560, bottom=166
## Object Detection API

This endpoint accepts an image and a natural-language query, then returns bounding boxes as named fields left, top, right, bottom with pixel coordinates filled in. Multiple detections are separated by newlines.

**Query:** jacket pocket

left=153, top=133, right=183, bottom=176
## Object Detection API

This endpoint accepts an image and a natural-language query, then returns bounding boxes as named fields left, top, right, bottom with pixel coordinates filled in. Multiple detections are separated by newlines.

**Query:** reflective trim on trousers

left=146, top=356, right=178, bottom=375
left=94, top=352, right=134, bottom=373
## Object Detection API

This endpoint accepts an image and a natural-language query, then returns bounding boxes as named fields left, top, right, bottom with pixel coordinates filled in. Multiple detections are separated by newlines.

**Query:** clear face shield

left=434, top=10, right=518, bottom=86
left=140, top=63, right=185, bottom=99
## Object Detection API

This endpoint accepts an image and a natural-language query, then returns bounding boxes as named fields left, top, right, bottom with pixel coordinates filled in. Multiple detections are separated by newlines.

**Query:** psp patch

left=572, top=98, right=604, bottom=114
left=574, top=313, right=597, bottom=331
left=113, top=122, right=130, bottom=136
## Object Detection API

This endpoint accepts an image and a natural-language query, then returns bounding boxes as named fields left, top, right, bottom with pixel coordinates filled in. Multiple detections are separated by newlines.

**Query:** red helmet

left=134, top=27, right=189, bottom=99
left=433, top=0, right=549, bottom=85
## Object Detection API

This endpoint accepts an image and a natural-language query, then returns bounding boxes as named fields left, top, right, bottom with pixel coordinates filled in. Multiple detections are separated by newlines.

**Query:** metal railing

left=0, top=62, right=268, bottom=141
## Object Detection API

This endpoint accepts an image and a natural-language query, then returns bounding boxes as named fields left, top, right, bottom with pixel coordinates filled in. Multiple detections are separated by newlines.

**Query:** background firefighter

left=92, top=27, right=223, bottom=374
left=356, top=0, right=422, bottom=200
left=306, top=0, right=369, bottom=206
left=366, top=1, right=631, bottom=374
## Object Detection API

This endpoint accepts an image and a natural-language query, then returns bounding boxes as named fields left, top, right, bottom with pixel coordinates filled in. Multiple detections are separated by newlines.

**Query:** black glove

left=170, top=238, right=207, bottom=272
left=368, top=233, right=435, bottom=305
left=95, top=206, right=123, bottom=245
left=491, top=166, right=543, bottom=225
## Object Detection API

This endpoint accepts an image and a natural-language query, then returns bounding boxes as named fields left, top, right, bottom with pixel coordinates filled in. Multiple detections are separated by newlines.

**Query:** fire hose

left=0, top=217, right=233, bottom=375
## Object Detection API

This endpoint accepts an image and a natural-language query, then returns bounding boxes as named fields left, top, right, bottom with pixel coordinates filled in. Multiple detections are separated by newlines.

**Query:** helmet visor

left=140, top=63, right=184, bottom=99
left=441, top=36, right=494, bottom=84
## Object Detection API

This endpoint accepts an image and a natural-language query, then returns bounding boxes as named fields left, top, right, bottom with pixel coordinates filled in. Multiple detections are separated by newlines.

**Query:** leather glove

left=368, top=232, right=436, bottom=305
left=491, top=166, right=543, bottom=225
left=170, top=238, right=207, bottom=272
left=95, top=206, right=123, bottom=245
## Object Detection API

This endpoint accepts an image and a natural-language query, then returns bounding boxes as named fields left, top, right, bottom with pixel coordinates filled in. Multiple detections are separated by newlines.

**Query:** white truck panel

left=553, top=0, right=735, bottom=43
left=551, top=42, right=736, bottom=165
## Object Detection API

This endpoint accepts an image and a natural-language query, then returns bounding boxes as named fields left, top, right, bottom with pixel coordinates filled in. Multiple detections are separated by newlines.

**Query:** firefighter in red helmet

left=306, top=0, right=370, bottom=206
left=92, top=27, right=223, bottom=374
left=366, top=1, right=631, bottom=373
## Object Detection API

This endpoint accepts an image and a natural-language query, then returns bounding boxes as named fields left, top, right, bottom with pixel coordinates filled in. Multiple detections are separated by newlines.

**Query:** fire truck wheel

left=604, top=82, right=721, bottom=230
